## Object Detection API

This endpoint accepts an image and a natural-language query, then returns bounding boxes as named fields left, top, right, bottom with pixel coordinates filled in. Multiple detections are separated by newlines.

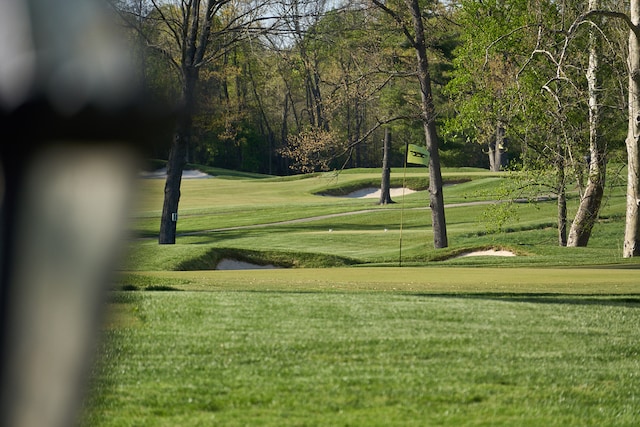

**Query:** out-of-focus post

left=0, top=1, right=173, bottom=426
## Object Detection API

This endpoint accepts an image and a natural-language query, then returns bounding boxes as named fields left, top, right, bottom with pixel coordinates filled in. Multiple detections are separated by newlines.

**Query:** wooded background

left=118, top=0, right=629, bottom=175
left=112, top=0, right=640, bottom=255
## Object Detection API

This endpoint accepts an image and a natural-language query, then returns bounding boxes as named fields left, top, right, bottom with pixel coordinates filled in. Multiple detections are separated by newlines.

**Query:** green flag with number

left=407, top=144, right=429, bottom=166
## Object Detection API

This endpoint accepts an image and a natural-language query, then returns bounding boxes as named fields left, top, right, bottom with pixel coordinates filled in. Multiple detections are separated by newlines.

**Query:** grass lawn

left=84, top=289, right=640, bottom=426
left=81, top=166, right=640, bottom=426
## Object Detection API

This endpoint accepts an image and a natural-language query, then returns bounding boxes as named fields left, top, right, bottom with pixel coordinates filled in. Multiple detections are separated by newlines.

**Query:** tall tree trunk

left=158, top=0, right=216, bottom=244
left=624, top=0, right=640, bottom=257
left=558, top=181, right=568, bottom=247
left=557, top=137, right=567, bottom=246
left=158, top=131, right=187, bottom=244
left=159, top=69, right=197, bottom=244
left=489, top=122, right=505, bottom=172
left=406, top=0, right=448, bottom=248
left=379, top=128, right=394, bottom=205
left=568, top=0, right=605, bottom=247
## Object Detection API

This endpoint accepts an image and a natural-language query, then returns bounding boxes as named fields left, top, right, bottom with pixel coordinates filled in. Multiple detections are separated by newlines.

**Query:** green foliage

left=444, top=0, right=539, bottom=164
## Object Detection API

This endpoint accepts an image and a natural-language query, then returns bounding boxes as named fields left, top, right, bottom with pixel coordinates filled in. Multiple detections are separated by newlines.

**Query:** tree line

left=111, top=0, right=640, bottom=258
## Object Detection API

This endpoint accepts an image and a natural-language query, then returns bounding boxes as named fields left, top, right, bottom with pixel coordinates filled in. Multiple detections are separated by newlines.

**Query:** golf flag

left=407, top=144, right=429, bottom=166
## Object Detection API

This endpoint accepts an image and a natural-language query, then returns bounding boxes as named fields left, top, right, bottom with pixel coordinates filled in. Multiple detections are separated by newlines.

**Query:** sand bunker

left=456, top=249, right=516, bottom=258
left=140, top=168, right=212, bottom=179
left=344, top=187, right=417, bottom=199
left=216, top=258, right=279, bottom=270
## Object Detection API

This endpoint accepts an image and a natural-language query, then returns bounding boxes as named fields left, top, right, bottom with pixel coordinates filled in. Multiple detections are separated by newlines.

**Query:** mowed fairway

left=83, top=167, right=640, bottom=426
left=123, top=266, right=639, bottom=293
left=86, top=288, right=640, bottom=426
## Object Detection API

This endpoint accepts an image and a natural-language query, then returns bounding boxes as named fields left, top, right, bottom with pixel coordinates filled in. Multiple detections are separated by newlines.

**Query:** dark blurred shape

left=0, top=1, right=174, bottom=426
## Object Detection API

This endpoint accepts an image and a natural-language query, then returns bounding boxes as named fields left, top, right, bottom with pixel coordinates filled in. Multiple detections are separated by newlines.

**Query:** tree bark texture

left=557, top=139, right=567, bottom=247
left=159, top=64, right=199, bottom=244
left=379, top=128, right=393, bottom=205
left=159, top=115, right=189, bottom=244
left=568, top=0, right=606, bottom=247
left=557, top=185, right=567, bottom=247
left=624, top=0, right=640, bottom=257
left=489, top=122, right=505, bottom=172
left=406, top=0, right=448, bottom=248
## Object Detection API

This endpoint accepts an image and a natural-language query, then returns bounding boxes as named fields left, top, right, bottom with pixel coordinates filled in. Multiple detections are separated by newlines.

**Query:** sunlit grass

left=83, top=167, right=640, bottom=426
left=118, top=267, right=640, bottom=293
left=84, top=290, right=640, bottom=427
left=125, top=166, right=638, bottom=269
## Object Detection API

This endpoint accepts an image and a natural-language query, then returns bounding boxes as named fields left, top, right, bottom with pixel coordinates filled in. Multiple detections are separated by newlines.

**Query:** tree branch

left=370, top=0, right=417, bottom=48
left=483, top=24, right=539, bottom=70
left=575, top=10, right=640, bottom=38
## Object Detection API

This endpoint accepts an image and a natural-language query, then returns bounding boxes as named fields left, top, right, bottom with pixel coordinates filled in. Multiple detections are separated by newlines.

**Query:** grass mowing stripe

left=85, top=291, right=640, bottom=426
left=120, top=267, right=640, bottom=294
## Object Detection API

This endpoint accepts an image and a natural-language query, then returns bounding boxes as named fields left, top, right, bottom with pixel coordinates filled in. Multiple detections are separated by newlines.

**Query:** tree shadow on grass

left=410, top=293, right=640, bottom=308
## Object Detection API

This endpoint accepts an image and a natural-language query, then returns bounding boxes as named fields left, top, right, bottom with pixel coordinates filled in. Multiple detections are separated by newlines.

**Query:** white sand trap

left=456, top=249, right=516, bottom=258
left=345, top=187, right=417, bottom=199
left=216, top=258, right=279, bottom=270
left=139, top=168, right=212, bottom=179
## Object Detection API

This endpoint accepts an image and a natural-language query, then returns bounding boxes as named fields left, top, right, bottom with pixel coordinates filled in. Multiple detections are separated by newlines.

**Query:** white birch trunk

left=624, top=0, right=640, bottom=257
left=567, top=0, right=605, bottom=247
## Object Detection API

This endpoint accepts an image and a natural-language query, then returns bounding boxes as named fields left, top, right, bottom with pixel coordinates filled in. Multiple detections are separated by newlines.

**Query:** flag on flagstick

left=407, top=144, right=429, bottom=166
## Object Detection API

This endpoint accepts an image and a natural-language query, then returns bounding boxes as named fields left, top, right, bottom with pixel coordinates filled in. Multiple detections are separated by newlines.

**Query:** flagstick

left=399, top=141, right=409, bottom=267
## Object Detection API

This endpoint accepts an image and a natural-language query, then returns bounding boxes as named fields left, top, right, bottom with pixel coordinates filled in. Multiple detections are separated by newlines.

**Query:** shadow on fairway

left=411, top=293, right=640, bottom=308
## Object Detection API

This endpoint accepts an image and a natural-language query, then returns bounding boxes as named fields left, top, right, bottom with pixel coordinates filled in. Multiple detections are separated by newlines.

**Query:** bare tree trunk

left=159, top=133, right=187, bottom=244
left=557, top=138, right=567, bottom=246
left=406, top=0, right=447, bottom=248
left=379, top=128, right=394, bottom=205
left=159, top=0, right=210, bottom=244
left=371, top=0, right=448, bottom=247
left=568, top=0, right=605, bottom=247
left=558, top=185, right=568, bottom=246
left=158, top=0, right=221, bottom=244
left=624, top=0, right=640, bottom=257
left=488, top=122, right=504, bottom=172
left=159, top=68, right=197, bottom=244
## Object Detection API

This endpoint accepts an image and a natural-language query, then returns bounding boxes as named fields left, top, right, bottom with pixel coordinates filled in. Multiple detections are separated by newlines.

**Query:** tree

left=114, top=0, right=278, bottom=244
left=372, top=0, right=448, bottom=248
left=566, top=2, right=640, bottom=256
left=379, top=128, right=394, bottom=205
left=279, top=0, right=332, bottom=131
left=567, top=0, right=607, bottom=247
left=444, top=0, right=532, bottom=172
left=624, top=0, right=640, bottom=256
left=458, top=0, right=624, bottom=248
left=278, top=126, right=344, bottom=172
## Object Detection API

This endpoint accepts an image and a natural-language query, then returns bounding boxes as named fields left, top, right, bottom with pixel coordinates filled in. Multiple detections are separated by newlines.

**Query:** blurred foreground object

left=0, top=1, right=173, bottom=426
